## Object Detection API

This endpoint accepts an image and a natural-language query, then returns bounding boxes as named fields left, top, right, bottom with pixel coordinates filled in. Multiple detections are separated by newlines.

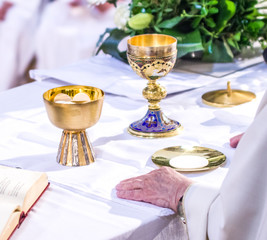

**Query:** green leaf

left=207, top=0, right=218, bottom=6
left=158, top=16, right=183, bottom=29
left=154, top=25, right=162, bottom=32
left=164, top=8, right=173, bottom=13
left=216, top=0, right=236, bottom=33
left=201, top=7, right=208, bottom=16
left=107, top=0, right=117, bottom=7
left=205, top=18, right=216, bottom=28
left=162, top=29, right=204, bottom=58
left=203, top=39, right=234, bottom=62
left=191, top=17, right=202, bottom=29
left=203, top=39, right=213, bottom=54
left=156, top=11, right=163, bottom=24
left=227, top=37, right=240, bottom=51
left=208, top=7, right=218, bottom=14
left=247, top=21, right=265, bottom=32
left=199, top=26, right=213, bottom=36
left=96, top=28, right=129, bottom=63
left=233, top=32, right=241, bottom=41
left=128, top=13, right=154, bottom=30
left=245, top=9, right=259, bottom=20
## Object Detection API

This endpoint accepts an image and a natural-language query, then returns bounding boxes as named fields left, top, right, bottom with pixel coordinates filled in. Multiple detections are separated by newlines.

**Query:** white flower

left=114, top=3, right=130, bottom=31
left=86, top=0, right=107, bottom=5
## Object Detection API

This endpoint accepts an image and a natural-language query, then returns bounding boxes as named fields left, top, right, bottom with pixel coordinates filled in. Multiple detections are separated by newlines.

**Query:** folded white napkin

left=30, top=55, right=220, bottom=100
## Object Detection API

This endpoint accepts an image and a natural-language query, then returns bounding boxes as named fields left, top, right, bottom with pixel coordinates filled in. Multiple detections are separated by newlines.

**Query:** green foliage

left=96, top=28, right=128, bottom=62
left=98, top=0, right=267, bottom=63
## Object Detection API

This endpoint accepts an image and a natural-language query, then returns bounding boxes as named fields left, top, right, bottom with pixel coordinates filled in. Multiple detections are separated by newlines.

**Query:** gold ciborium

left=127, top=34, right=182, bottom=138
left=43, top=85, right=104, bottom=166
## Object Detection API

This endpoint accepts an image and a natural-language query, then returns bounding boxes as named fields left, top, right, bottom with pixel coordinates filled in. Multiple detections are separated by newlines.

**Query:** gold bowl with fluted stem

left=43, top=85, right=104, bottom=166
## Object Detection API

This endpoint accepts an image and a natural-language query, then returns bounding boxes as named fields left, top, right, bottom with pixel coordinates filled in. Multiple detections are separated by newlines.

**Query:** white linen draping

left=0, top=55, right=266, bottom=239
left=30, top=55, right=267, bottom=100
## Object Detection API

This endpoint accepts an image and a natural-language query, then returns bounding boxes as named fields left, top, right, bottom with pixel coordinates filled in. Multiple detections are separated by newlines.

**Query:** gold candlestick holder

left=43, top=85, right=104, bottom=166
left=202, top=81, right=256, bottom=107
left=127, top=34, right=182, bottom=138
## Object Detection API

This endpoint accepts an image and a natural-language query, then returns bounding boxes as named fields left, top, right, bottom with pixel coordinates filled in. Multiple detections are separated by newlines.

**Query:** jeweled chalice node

left=43, top=85, right=104, bottom=166
left=127, top=34, right=182, bottom=138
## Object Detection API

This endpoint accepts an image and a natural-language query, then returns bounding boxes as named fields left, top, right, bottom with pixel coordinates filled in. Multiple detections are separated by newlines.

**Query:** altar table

left=0, top=55, right=266, bottom=240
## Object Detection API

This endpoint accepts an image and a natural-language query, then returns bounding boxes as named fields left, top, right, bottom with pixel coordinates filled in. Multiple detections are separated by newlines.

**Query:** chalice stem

left=143, top=79, right=167, bottom=110
left=57, top=130, right=95, bottom=166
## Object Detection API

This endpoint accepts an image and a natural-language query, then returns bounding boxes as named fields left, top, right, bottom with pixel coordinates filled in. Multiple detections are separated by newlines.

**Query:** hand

left=116, top=167, right=193, bottom=212
left=230, top=133, right=244, bottom=148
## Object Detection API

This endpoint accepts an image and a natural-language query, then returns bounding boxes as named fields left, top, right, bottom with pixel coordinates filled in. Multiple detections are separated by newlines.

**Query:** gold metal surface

left=202, top=81, right=256, bottom=107
left=127, top=34, right=182, bottom=138
left=127, top=34, right=177, bottom=58
left=43, top=85, right=104, bottom=166
left=152, top=146, right=226, bottom=172
left=128, top=125, right=183, bottom=138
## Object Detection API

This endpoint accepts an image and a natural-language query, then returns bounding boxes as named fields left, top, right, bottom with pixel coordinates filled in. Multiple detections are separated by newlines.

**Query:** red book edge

left=7, top=182, right=50, bottom=240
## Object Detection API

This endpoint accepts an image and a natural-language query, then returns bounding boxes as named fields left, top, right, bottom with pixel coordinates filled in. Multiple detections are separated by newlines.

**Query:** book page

left=0, top=166, right=48, bottom=212
left=0, top=166, right=48, bottom=240
left=0, top=203, right=21, bottom=240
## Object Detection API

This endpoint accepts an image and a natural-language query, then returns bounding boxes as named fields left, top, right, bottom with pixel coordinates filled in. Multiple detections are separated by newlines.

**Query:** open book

left=0, top=166, right=49, bottom=240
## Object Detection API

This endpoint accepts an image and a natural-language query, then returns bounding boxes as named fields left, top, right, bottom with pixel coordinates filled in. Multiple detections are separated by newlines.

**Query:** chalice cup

left=43, top=85, right=104, bottom=166
left=127, top=34, right=182, bottom=138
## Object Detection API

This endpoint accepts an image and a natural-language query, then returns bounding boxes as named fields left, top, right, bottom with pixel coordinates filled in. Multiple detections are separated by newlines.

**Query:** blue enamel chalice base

left=128, top=109, right=182, bottom=138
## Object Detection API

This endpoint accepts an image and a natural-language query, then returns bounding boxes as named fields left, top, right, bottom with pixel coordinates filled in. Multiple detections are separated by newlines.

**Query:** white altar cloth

left=0, top=56, right=266, bottom=239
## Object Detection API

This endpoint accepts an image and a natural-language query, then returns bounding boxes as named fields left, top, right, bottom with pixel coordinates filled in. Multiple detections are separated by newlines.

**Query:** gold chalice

left=43, top=85, right=104, bottom=166
left=127, top=34, right=182, bottom=138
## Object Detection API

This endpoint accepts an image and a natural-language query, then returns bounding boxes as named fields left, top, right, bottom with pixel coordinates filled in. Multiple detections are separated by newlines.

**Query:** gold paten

left=43, top=85, right=104, bottom=166
left=127, top=34, right=182, bottom=138
left=202, top=81, right=256, bottom=107
left=152, top=146, right=226, bottom=172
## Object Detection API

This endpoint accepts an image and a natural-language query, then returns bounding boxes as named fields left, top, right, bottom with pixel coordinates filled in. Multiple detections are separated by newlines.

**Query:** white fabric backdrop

left=0, top=0, right=45, bottom=91
left=34, top=0, right=116, bottom=69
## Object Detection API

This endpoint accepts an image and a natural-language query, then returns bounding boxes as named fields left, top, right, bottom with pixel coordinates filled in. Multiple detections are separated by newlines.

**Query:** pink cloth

left=0, top=1, right=13, bottom=21
left=69, top=0, right=84, bottom=7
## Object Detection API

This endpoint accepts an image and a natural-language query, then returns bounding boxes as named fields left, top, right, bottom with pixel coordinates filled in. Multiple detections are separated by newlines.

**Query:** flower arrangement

left=94, top=0, right=267, bottom=63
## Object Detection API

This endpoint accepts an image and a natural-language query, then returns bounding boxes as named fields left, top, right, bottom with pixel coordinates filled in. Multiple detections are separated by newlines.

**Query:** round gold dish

left=152, top=146, right=226, bottom=172
left=202, top=81, right=256, bottom=107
